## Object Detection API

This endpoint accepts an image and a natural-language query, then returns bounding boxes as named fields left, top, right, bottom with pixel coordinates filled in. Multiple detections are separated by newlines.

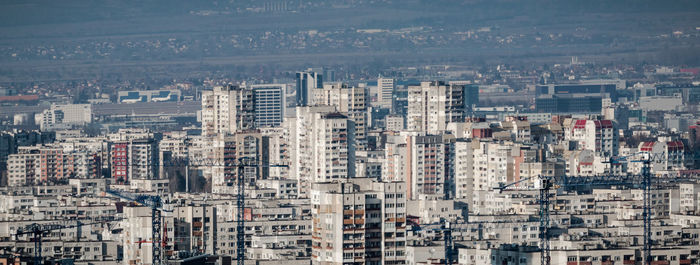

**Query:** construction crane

left=136, top=157, right=287, bottom=265
left=498, top=175, right=642, bottom=265
left=227, top=157, right=288, bottom=265
left=408, top=218, right=454, bottom=265
left=106, top=189, right=167, bottom=265
left=608, top=152, right=654, bottom=265
left=495, top=152, right=690, bottom=265
left=496, top=176, right=553, bottom=265
left=441, top=219, right=454, bottom=265
left=14, top=220, right=112, bottom=265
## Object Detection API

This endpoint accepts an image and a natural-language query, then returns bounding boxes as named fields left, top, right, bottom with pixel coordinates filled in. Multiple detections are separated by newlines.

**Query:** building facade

left=311, top=179, right=406, bottom=265
left=296, top=70, right=323, bottom=106
left=252, top=84, right=286, bottom=128
left=201, top=85, right=254, bottom=137
left=407, top=82, right=466, bottom=134
left=289, top=107, right=356, bottom=197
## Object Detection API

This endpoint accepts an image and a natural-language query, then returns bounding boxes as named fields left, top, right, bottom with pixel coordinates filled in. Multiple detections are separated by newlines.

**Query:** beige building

left=312, top=83, right=368, bottom=150
left=201, top=85, right=254, bottom=137
left=382, top=133, right=447, bottom=200
left=311, top=179, right=406, bottom=265
left=377, top=77, right=394, bottom=109
left=406, top=81, right=465, bottom=134
left=288, top=106, right=356, bottom=198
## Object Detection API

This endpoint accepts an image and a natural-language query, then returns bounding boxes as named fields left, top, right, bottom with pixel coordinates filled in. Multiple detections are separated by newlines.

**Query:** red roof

left=680, top=68, right=699, bottom=75
left=594, top=120, right=613, bottom=129
left=640, top=142, right=655, bottom=152
left=667, top=141, right=684, bottom=152
left=0, top=95, right=39, bottom=102
left=573, top=120, right=587, bottom=129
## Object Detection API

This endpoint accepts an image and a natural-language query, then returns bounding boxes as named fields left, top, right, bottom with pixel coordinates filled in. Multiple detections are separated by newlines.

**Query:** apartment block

left=311, top=179, right=406, bottom=265
left=110, top=138, right=158, bottom=183
left=252, top=84, right=286, bottom=128
left=313, top=83, right=368, bottom=150
left=407, top=81, right=466, bottom=134
left=296, top=70, right=323, bottom=107
left=638, top=139, right=686, bottom=174
left=201, top=85, right=254, bottom=137
left=6, top=148, right=40, bottom=186
left=565, top=119, right=618, bottom=160
left=289, top=106, right=356, bottom=197
left=37, top=104, right=92, bottom=131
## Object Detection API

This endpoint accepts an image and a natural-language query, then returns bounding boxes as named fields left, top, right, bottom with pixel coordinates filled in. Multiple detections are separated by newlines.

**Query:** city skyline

left=1, top=1, right=700, bottom=265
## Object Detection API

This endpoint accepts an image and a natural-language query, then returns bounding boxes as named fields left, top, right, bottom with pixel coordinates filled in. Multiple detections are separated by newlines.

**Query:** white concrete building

left=385, top=114, right=405, bottom=132
left=638, top=140, right=686, bottom=174
left=312, top=83, right=367, bottom=149
left=566, top=119, right=618, bottom=159
left=382, top=133, right=447, bottom=200
left=451, top=139, right=474, bottom=200
left=201, top=85, right=254, bottom=137
left=37, top=104, right=92, bottom=131
left=407, top=81, right=465, bottom=134
left=377, top=76, right=394, bottom=109
left=288, top=106, right=356, bottom=198
left=679, top=183, right=700, bottom=215
left=311, top=179, right=406, bottom=265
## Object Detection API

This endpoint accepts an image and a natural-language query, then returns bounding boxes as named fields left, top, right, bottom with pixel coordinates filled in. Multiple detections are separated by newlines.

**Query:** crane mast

left=494, top=152, right=678, bottom=265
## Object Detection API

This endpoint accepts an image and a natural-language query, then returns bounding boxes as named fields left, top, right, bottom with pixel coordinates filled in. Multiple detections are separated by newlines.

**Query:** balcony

left=623, top=261, right=635, bottom=265
left=354, top=219, right=365, bottom=225
left=680, top=260, right=691, bottom=265
left=193, top=222, right=203, bottom=227
left=651, top=261, right=669, bottom=265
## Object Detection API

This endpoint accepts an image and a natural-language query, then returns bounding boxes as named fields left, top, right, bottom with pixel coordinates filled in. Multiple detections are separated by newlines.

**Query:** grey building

left=535, top=94, right=603, bottom=113
left=252, top=84, right=286, bottom=128
left=295, top=70, right=323, bottom=106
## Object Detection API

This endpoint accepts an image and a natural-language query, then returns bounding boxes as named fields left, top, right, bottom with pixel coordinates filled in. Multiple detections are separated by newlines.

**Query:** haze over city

left=0, top=1, right=699, bottom=265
